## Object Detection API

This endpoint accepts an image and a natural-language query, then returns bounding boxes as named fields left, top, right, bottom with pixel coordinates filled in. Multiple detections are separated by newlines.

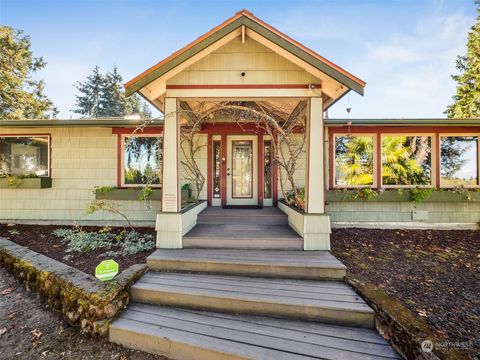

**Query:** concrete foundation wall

left=327, top=201, right=480, bottom=227
left=0, top=127, right=160, bottom=226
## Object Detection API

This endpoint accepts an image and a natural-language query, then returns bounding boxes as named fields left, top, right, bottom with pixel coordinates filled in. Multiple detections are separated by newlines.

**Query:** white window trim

left=380, top=133, right=436, bottom=188
left=438, top=133, right=480, bottom=188
left=0, top=134, right=51, bottom=178
left=332, top=133, right=377, bottom=189
left=120, top=134, right=162, bottom=188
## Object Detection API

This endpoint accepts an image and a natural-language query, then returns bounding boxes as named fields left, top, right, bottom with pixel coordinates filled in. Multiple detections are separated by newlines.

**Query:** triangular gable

left=125, top=10, right=365, bottom=106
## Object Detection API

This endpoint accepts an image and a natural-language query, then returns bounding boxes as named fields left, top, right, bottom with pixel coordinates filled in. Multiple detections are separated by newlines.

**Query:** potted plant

left=181, top=183, right=192, bottom=203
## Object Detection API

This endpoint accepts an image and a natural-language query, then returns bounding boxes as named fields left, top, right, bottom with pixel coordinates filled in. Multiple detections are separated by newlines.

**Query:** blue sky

left=0, top=0, right=476, bottom=119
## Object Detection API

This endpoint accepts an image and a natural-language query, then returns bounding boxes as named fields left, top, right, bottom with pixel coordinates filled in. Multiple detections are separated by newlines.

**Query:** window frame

left=0, top=134, right=51, bottom=178
left=332, top=133, right=378, bottom=189
left=119, top=133, right=162, bottom=188
left=438, top=133, right=480, bottom=188
left=380, top=133, right=436, bottom=188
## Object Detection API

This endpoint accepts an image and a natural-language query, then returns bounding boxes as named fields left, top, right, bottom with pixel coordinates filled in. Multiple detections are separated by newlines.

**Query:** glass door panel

left=232, top=141, right=253, bottom=198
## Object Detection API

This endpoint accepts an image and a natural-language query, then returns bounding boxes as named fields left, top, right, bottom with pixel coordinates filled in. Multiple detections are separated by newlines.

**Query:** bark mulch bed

left=331, top=228, right=480, bottom=359
left=0, top=224, right=156, bottom=276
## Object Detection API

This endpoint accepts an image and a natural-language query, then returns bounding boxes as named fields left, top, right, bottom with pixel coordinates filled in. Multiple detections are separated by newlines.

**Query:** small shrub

left=410, top=187, right=433, bottom=205
left=285, top=187, right=305, bottom=210
left=352, top=188, right=378, bottom=200
left=53, top=227, right=113, bottom=253
left=120, top=231, right=155, bottom=255
left=95, top=185, right=114, bottom=194
left=53, top=225, right=155, bottom=256
left=138, top=186, right=153, bottom=201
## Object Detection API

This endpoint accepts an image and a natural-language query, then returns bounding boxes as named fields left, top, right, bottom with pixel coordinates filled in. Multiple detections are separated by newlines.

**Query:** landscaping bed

left=0, top=224, right=157, bottom=276
left=331, top=228, right=480, bottom=359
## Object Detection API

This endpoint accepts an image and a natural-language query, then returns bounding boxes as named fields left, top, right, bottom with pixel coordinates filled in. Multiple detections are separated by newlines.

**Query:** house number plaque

left=163, top=193, right=177, bottom=212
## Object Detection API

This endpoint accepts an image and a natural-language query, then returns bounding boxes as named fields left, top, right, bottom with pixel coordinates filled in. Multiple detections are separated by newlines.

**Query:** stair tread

left=110, top=304, right=399, bottom=360
left=148, top=249, right=346, bottom=268
left=184, top=224, right=302, bottom=239
left=133, top=272, right=373, bottom=313
left=198, top=207, right=287, bottom=217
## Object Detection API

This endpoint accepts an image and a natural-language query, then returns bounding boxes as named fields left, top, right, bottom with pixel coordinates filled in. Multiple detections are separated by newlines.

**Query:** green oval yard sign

left=95, top=260, right=119, bottom=281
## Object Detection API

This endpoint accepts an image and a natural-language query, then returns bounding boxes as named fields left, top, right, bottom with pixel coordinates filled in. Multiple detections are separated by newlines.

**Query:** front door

left=226, top=135, right=258, bottom=206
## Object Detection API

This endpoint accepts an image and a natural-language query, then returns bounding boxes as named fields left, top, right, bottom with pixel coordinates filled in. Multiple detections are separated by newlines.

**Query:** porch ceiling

left=178, top=99, right=308, bottom=125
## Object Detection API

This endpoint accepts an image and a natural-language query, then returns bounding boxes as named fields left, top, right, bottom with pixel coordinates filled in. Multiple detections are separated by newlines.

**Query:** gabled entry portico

left=125, top=10, right=366, bottom=250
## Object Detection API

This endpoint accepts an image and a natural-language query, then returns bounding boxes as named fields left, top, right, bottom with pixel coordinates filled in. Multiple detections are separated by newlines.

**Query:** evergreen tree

left=73, top=65, right=152, bottom=118
left=446, top=0, right=480, bottom=118
left=102, top=65, right=126, bottom=116
left=0, top=25, right=58, bottom=120
left=73, top=66, right=105, bottom=118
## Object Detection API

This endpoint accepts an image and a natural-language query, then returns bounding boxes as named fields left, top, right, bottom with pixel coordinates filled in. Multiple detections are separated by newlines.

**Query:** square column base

left=278, top=202, right=331, bottom=250
left=155, top=201, right=207, bottom=249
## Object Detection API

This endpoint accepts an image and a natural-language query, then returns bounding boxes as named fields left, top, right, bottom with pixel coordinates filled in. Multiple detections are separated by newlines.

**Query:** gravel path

left=0, top=266, right=166, bottom=360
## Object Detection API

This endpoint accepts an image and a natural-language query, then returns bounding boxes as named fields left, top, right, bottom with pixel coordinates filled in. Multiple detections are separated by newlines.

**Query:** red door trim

left=272, top=135, right=279, bottom=206
left=221, top=134, right=227, bottom=207
left=207, top=134, right=213, bottom=206
left=258, top=134, right=264, bottom=208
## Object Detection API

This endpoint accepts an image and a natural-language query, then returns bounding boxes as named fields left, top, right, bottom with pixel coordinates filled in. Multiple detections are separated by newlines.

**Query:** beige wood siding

left=167, top=37, right=321, bottom=86
left=179, top=134, right=208, bottom=200
left=0, top=127, right=160, bottom=225
left=277, top=134, right=306, bottom=199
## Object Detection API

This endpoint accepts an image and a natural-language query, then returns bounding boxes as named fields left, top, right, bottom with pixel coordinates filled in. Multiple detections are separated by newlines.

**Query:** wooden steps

left=110, top=304, right=399, bottom=360
left=130, top=272, right=374, bottom=328
left=147, top=249, right=347, bottom=280
left=197, top=207, right=288, bottom=225
left=110, top=248, right=398, bottom=359
left=184, top=207, right=302, bottom=249
left=183, top=224, right=303, bottom=249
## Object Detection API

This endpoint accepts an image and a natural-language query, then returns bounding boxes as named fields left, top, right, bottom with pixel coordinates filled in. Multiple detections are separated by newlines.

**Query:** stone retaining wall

left=0, top=238, right=146, bottom=336
left=347, top=277, right=470, bottom=360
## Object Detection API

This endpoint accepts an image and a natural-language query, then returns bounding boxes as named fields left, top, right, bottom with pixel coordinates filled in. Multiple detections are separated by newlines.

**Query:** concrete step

left=130, top=272, right=374, bottom=328
left=110, top=303, right=399, bottom=360
left=197, top=207, right=288, bottom=225
left=147, top=249, right=347, bottom=280
left=183, top=224, right=303, bottom=249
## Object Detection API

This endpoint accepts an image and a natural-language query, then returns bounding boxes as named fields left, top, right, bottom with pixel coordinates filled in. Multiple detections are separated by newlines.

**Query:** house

left=1, top=10, right=480, bottom=251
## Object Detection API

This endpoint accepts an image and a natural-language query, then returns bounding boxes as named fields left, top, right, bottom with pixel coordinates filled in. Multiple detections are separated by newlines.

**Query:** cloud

left=367, top=42, right=421, bottom=63
left=329, top=9, right=474, bottom=118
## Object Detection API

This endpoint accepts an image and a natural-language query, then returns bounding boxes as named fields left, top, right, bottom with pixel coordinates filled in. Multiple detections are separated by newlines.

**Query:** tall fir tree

left=102, top=65, right=126, bottom=116
left=73, top=66, right=152, bottom=118
left=0, top=25, right=58, bottom=120
left=73, top=66, right=105, bottom=118
left=445, top=0, right=480, bottom=118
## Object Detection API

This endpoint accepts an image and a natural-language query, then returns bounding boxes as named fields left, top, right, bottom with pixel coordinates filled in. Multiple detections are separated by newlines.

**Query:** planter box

left=326, top=190, right=480, bottom=203
left=95, top=188, right=161, bottom=201
left=0, top=177, right=52, bottom=189
left=156, top=200, right=207, bottom=249
left=278, top=200, right=331, bottom=251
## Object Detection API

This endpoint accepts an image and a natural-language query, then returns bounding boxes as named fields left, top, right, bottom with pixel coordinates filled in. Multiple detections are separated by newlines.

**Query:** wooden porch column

left=161, top=97, right=180, bottom=212
left=305, top=97, right=325, bottom=214
left=300, top=96, right=331, bottom=250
